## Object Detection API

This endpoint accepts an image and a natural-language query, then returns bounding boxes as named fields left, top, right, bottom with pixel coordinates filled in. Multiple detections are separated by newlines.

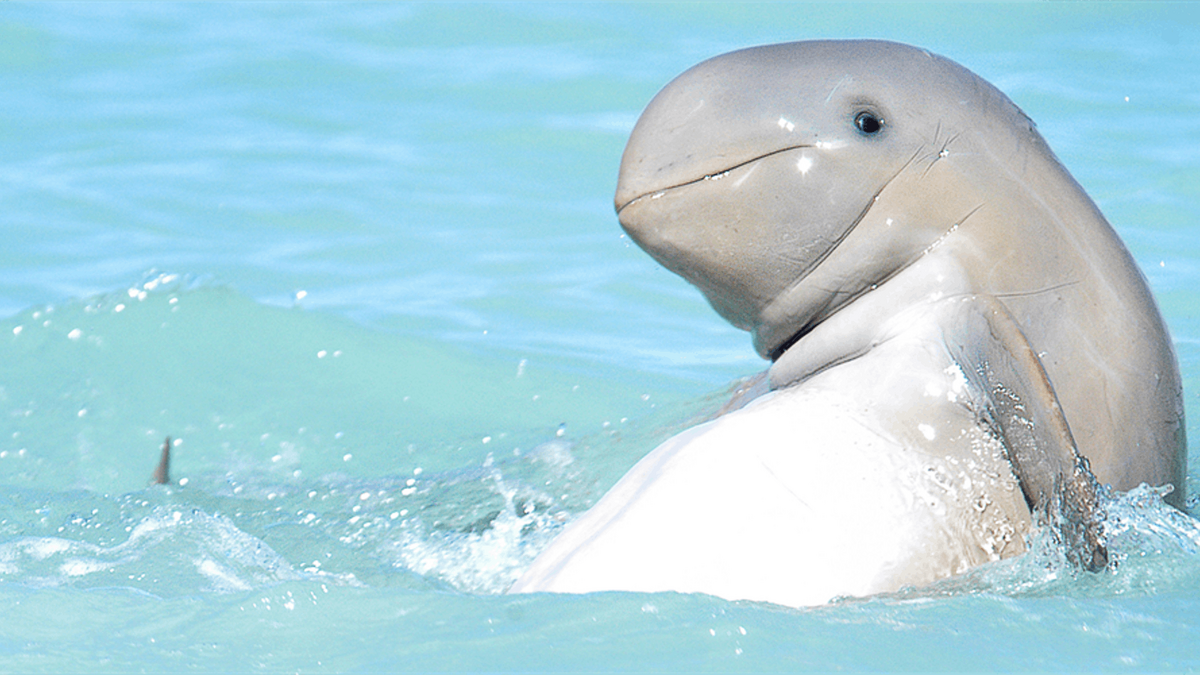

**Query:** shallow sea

left=2, top=2, right=1200, bottom=672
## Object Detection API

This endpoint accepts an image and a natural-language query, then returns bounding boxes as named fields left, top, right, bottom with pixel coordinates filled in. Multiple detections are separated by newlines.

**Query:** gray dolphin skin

left=511, top=40, right=1185, bottom=606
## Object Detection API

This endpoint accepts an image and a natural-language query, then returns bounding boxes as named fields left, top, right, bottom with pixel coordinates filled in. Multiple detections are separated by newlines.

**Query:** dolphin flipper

left=939, top=295, right=1107, bottom=571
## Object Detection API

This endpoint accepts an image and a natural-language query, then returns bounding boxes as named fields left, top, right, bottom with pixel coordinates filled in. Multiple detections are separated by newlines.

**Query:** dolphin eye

left=854, top=111, right=884, bottom=135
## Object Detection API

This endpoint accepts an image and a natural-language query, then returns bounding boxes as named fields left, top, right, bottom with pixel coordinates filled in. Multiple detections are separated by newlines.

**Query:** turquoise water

left=2, top=2, right=1200, bottom=671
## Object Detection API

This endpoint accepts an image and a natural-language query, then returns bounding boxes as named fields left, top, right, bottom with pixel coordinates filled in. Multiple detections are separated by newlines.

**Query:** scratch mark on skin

left=1102, top=379, right=1116, bottom=447
left=922, top=204, right=984, bottom=257
left=993, top=280, right=1081, bottom=299
left=826, top=75, right=852, bottom=104
left=758, top=457, right=814, bottom=512
left=919, top=122, right=962, bottom=179
left=732, top=161, right=761, bottom=189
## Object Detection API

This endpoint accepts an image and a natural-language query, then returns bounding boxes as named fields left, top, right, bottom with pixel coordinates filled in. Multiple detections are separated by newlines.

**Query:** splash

left=877, top=483, right=1200, bottom=603
left=380, top=454, right=567, bottom=594
left=0, top=506, right=324, bottom=594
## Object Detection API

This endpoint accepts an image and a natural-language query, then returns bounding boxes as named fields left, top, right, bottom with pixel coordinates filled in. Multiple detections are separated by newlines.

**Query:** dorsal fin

left=152, top=436, right=171, bottom=485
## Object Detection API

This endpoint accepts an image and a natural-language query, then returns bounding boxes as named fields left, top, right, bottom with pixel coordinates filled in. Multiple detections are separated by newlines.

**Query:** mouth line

left=615, top=144, right=814, bottom=215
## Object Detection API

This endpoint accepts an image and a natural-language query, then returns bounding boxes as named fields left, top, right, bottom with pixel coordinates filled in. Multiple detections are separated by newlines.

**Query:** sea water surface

left=2, top=3, right=1200, bottom=671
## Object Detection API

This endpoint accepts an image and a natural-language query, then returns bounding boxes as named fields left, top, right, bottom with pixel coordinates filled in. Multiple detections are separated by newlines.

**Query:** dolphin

left=511, top=40, right=1185, bottom=606
left=152, top=437, right=171, bottom=486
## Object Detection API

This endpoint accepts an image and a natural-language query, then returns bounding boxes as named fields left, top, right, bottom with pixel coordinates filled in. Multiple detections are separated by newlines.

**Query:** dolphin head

left=616, top=40, right=1035, bottom=359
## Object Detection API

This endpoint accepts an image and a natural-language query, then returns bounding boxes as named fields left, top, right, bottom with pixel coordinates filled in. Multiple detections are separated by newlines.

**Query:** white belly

left=511, top=329, right=1033, bottom=606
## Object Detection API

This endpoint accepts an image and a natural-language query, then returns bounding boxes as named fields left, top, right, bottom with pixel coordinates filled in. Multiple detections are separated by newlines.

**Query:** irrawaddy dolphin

left=510, top=40, right=1186, bottom=607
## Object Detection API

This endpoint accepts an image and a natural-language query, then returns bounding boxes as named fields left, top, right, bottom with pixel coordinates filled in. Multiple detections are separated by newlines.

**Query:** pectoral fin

left=939, top=295, right=1107, bottom=571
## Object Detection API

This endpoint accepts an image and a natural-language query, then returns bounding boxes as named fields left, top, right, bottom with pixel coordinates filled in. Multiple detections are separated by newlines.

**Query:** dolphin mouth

left=615, top=144, right=814, bottom=215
